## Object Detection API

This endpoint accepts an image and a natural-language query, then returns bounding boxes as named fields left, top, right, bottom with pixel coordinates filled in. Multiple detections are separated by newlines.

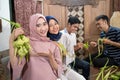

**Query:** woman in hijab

left=9, top=13, right=62, bottom=80
left=46, top=16, right=86, bottom=80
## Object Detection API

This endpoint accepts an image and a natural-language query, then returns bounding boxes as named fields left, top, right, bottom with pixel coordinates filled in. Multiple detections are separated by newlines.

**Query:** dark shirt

left=100, top=26, right=120, bottom=65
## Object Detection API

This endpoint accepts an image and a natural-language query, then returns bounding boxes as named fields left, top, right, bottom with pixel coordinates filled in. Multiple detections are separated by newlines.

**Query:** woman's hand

left=37, top=50, right=58, bottom=71
left=12, top=28, right=24, bottom=40
left=36, top=49, right=53, bottom=58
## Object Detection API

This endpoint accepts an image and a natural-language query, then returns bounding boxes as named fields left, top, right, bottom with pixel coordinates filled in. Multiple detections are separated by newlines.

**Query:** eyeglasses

left=36, top=22, right=48, bottom=27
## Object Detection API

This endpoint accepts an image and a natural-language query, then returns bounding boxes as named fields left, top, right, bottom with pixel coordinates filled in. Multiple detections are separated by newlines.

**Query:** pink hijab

left=29, top=13, right=51, bottom=52
left=29, top=13, right=49, bottom=41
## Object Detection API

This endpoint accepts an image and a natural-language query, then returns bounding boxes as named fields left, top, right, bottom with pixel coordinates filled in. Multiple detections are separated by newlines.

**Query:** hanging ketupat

left=1, top=17, right=31, bottom=64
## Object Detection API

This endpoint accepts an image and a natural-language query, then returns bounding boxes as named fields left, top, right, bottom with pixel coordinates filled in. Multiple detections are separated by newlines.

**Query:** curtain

left=14, top=0, right=42, bottom=35
left=0, top=19, right=2, bottom=32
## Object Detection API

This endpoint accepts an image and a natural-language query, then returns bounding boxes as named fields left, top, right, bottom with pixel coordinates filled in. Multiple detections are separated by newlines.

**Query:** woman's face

left=48, top=19, right=59, bottom=34
left=36, top=17, right=48, bottom=37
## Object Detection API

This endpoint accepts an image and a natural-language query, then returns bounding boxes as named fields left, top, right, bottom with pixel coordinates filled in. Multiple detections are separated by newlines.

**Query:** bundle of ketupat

left=13, top=34, right=31, bottom=64
left=1, top=17, right=31, bottom=64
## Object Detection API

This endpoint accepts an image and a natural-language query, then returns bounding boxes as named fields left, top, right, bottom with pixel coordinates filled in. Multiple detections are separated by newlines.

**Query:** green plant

left=96, top=61, right=119, bottom=80
left=95, top=38, right=104, bottom=58
left=83, top=42, right=93, bottom=65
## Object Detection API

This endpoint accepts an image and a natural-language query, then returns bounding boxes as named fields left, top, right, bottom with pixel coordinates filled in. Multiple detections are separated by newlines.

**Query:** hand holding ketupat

left=1, top=17, right=31, bottom=64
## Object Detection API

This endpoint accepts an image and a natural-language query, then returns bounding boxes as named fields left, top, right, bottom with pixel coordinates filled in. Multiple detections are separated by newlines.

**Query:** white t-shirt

left=59, top=28, right=76, bottom=65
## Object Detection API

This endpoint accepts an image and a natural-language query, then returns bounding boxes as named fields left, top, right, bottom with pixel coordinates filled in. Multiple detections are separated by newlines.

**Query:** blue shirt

left=100, top=26, right=120, bottom=65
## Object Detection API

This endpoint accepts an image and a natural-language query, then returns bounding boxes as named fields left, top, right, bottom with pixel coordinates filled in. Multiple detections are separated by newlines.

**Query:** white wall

left=0, top=0, right=11, bottom=51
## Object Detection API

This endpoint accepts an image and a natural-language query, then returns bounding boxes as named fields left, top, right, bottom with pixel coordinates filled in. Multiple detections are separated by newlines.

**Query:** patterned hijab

left=45, top=16, right=62, bottom=41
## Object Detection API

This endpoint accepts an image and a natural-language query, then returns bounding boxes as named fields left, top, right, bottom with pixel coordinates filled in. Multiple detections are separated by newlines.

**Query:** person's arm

left=37, top=46, right=62, bottom=77
left=38, top=50, right=59, bottom=71
left=48, top=50, right=59, bottom=71
left=103, top=38, right=120, bottom=48
left=9, top=28, right=26, bottom=80
left=9, top=32, right=17, bottom=67
left=51, top=46, right=62, bottom=77
left=74, top=42, right=84, bottom=51
left=90, top=41, right=98, bottom=48
left=9, top=28, right=24, bottom=66
left=37, top=50, right=60, bottom=70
